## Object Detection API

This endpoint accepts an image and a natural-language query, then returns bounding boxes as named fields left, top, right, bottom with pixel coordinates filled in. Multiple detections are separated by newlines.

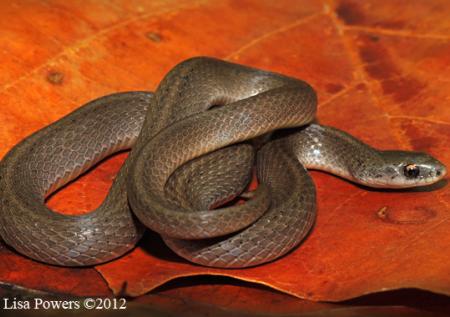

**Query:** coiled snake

left=0, top=57, right=446, bottom=268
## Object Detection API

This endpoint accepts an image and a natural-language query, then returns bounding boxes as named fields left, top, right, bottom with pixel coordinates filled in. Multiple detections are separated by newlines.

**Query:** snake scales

left=0, top=57, right=446, bottom=268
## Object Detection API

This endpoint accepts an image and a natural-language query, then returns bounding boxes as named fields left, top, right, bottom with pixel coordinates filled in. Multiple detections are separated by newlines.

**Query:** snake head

left=361, top=150, right=447, bottom=188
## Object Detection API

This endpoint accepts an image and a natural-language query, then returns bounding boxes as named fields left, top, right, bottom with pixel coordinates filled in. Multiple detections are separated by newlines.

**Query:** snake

left=0, top=57, right=446, bottom=268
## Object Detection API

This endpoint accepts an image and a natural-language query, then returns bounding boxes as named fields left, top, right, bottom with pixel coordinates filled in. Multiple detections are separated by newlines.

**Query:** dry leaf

left=0, top=0, right=449, bottom=302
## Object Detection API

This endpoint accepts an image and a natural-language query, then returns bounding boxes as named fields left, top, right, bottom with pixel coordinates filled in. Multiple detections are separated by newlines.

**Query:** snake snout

left=379, top=151, right=448, bottom=188
left=434, top=164, right=447, bottom=182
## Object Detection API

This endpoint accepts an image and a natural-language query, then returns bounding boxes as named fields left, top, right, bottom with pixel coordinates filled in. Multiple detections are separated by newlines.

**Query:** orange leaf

left=0, top=245, right=111, bottom=297
left=0, top=0, right=449, bottom=301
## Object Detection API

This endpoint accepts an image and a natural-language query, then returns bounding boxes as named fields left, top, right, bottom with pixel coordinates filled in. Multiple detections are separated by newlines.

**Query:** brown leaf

left=0, top=0, right=449, bottom=302
left=134, top=279, right=447, bottom=317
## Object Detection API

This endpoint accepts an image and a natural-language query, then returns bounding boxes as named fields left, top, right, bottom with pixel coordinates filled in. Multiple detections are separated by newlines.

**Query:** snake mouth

left=399, top=178, right=444, bottom=189
left=361, top=170, right=447, bottom=189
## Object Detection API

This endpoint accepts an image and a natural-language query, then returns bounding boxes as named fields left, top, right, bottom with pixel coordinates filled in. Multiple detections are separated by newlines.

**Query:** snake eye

left=404, top=164, right=420, bottom=178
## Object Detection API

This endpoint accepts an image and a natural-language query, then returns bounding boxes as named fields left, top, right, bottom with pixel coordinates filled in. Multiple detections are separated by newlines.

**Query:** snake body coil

left=0, top=57, right=446, bottom=267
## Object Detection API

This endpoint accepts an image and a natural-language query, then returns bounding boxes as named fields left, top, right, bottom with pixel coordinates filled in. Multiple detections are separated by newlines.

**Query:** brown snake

left=0, top=57, right=446, bottom=268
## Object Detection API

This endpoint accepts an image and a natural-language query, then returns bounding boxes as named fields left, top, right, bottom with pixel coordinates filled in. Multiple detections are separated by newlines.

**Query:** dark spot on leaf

left=411, top=136, right=438, bottom=153
left=358, top=35, right=426, bottom=103
left=359, top=44, right=396, bottom=78
left=397, top=121, right=438, bottom=153
left=47, top=71, right=64, bottom=85
left=381, top=77, right=426, bottom=104
left=325, top=83, right=344, bottom=94
left=356, top=83, right=366, bottom=90
left=369, top=35, right=379, bottom=42
left=335, top=0, right=366, bottom=25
